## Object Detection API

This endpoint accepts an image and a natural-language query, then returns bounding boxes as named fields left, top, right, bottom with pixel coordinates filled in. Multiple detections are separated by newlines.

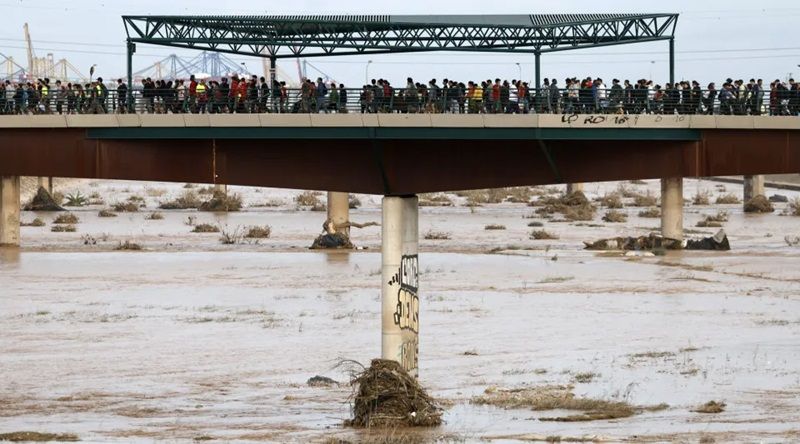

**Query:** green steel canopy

left=122, top=14, right=678, bottom=58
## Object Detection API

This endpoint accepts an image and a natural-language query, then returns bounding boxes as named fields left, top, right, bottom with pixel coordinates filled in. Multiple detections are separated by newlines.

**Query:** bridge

left=3, top=13, right=799, bottom=378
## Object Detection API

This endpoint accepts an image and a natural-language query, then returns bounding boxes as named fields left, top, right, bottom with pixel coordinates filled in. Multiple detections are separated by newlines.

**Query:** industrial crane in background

left=3, top=23, right=88, bottom=82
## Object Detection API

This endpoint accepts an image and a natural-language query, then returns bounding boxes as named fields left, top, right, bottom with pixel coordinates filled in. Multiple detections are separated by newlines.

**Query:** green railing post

left=126, top=40, right=135, bottom=113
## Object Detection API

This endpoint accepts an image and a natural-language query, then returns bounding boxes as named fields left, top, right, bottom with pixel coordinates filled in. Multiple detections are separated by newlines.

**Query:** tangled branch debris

left=345, top=359, right=442, bottom=428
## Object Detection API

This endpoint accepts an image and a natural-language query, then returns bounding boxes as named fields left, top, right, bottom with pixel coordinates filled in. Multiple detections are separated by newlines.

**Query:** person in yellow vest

left=195, top=79, right=208, bottom=114
left=40, top=79, right=51, bottom=114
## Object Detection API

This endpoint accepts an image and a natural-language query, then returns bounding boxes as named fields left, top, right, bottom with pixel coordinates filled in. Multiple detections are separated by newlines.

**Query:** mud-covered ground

left=1, top=178, right=799, bottom=443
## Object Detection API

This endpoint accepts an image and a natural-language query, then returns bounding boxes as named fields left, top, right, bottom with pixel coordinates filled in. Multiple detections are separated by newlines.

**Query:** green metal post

left=535, top=51, right=541, bottom=90
left=669, top=38, right=675, bottom=84
left=127, top=40, right=135, bottom=113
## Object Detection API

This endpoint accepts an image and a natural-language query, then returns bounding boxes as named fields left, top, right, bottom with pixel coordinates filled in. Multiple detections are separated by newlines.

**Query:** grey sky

left=4, top=0, right=800, bottom=86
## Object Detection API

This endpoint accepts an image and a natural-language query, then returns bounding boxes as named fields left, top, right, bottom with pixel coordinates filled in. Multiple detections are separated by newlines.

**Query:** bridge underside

left=1, top=128, right=798, bottom=195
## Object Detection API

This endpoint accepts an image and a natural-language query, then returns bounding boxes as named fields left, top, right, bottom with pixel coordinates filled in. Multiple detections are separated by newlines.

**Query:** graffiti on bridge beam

left=561, top=113, right=687, bottom=126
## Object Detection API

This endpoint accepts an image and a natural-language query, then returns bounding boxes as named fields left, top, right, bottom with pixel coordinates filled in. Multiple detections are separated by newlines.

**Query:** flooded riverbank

left=1, top=178, right=800, bottom=443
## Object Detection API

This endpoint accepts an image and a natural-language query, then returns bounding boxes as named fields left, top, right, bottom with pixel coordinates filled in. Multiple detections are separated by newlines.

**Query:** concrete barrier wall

left=1, top=114, right=799, bottom=130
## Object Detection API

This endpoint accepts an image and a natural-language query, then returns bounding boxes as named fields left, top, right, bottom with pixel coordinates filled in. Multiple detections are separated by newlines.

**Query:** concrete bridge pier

left=37, top=177, right=53, bottom=194
left=661, top=177, right=684, bottom=241
left=566, top=183, right=584, bottom=194
left=0, top=176, right=21, bottom=247
left=214, top=183, right=227, bottom=195
left=743, top=175, right=765, bottom=203
left=381, top=195, right=419, bottom=377
left=327, top=192, right=350, bottom=236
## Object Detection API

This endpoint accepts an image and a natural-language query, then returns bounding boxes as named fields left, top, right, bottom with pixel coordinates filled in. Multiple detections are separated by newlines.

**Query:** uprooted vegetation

left=530, top=191, right=596, bottom=221
left=456, top=187, right=536, bottom=206
left=602, top=210, right=628, bottom=223
left=0, top=432, right=79, bottom=442
left=787, top=197, right=800, bottom=216
left=199, top=191, right=243, bottom=212
left=693, top=401, right=726, bottom=414
left=484, top=224, right=507, bottom=230
left=191, top=223, right=220, bottom=233
left=716, top=193, right=741, bottom=205
left=424, top=230, right=451, bottom=240
left=295, top=191, right=323, bottom=208
left=115, top=241, right=143, bottom=251
left=219, top=226, right=245, bottom=244
left=743, top=195, right=775, bottom=213
left=21, top=218, right=46, bottom=227
left=419, top=193, right=454, bottom=207
left=638, top=208, right=661, bottom=218
left=159, top=190, right=202, bottom=210
left=53, top=213, right=79, bottom=224
left=145, top=212, right=164, bottom=220
left=98, top=209, right=117, bottom=218
left=599, top=193, right=623, bottom=209
left=245, top=225, right=272, bottom=239
left=631, top=191, right=658, bottom=207
left=697, top=211, right=729, bottom=227
left=472, top=385, right=667, bottom=422
left=692, top=190, right=712, bottom=205
left=345, top=359, right=442, bottom=428
left=112, top=201, right=140, bottom=212
left=51, top=225, right=76, bottom=233
left=531, top=229, right=559, bottom=240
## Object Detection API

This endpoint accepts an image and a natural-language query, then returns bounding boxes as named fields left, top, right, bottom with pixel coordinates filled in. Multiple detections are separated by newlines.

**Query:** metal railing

left=2, top=87, right=799, bottom=116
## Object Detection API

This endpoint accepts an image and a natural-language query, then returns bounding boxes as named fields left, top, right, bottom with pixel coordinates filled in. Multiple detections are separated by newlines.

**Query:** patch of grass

left=638, top=207, right=660, bottom=218
left=64, top=192, right=89, bottom=207
left=115, top=241, right=142, bottom=251
left=98, top=209, right=117, bottom=217
left=145, top=188, right=167, bottom=197
left=310, top=202, right=327, bottom=212
left=696, top=211, right=727, bottom=227
left=127, top=195, right=145, bottom=204
left=197, top=186, right=215, bottom=195
left=183, top=183, right=195, bottom=189
left=0, top=432, right=79, bottom=442
left=484, top=224, right=506, bottom=230
left=245, top=225, right=272, bottom=239
left=600, top=193, right=623, bottom=209
left=112, top=201, right=140, bottom=212
left=52, top=191, right=64, bottom=206
left=632, top=191, right=658, bottom=207
left=602, top=210, right=627, bottom=223
left=472, top=385, right=649, bottom=422
left=572, top=372, right=598, bottom=383
left=51, top=225, right=76, bottom=233
left=715, top=193, right=740, bottom=204
left=21, top=217, right=46, bottom=227
left=159, top=190, right=201, bottom=210
left=53, top=213, right=79, bottom=224
left=295, top=191, right=322, bottom=207
left=744, top=195, right=775, bottom=213
left=693, top=401, right=726, bottom=414
left=531, top=229, right=558, bottom=240
left=145, top=212, right=164, bottom=220
left=527, top=221, right=544, bottom=227
left=192, top=223, right=220, bottom=233
left=424, top=230, right=451, bottom=240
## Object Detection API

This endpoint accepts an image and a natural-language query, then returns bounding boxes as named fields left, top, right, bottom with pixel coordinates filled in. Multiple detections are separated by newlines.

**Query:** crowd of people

left=3, top=74, right=800, bottom=116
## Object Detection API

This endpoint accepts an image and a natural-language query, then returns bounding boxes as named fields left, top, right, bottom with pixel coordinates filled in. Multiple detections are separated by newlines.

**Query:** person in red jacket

left=229, top=75, right=239, bottom=113
left=237, top=79, right=248, bottom=112
left=188, top=75, right=197, bottom=112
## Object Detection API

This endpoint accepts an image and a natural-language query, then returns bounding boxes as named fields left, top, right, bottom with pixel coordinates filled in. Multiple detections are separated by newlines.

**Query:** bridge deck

left=0, top=115, right=798, bottom=194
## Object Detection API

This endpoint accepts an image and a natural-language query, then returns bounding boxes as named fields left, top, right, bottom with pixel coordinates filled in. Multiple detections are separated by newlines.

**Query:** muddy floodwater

left=1, top=179, right=800, bottom=443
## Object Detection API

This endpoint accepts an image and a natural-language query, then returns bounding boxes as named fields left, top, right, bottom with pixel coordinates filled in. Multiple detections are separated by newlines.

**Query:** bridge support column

left=37, top=177, right=53, bottom=194
left=214, top=184, right=227, bottom=195
left=661, top=177, right=683, bottom=241
left=743, top=175, right=765, bottom=202
left=566, top=183, right=584, bottom=194
left=382, top=195, right=419, bottom=378
left=1, top=176, right=21, bottom=247
left=327, top=192, right=350, bottom=236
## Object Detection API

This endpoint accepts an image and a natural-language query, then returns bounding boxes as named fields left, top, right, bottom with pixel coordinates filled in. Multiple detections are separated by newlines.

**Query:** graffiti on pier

left=389, top=254, right=419, bottom=333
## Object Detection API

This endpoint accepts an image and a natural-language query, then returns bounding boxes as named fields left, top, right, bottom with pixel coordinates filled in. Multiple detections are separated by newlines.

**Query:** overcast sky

left=3, top=0, right=800, bottom=86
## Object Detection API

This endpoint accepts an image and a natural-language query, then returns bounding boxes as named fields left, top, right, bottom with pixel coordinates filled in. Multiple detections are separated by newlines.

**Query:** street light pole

left=365, top=60, right=373, bottom=85
left=515, top=62, right=522, bottom=81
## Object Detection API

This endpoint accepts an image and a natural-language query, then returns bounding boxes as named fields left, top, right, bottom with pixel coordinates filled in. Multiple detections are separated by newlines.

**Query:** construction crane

left=20, top=23, right=86, bottom=81
left=0, top=53, right=26, bottom=81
